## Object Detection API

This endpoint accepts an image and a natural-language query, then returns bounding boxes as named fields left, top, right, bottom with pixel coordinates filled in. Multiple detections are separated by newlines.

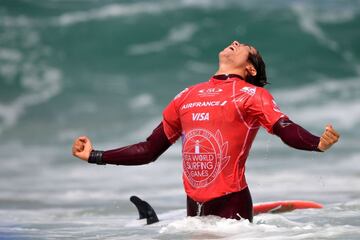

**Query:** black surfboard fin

left=130, top=195, right=159, bottom=225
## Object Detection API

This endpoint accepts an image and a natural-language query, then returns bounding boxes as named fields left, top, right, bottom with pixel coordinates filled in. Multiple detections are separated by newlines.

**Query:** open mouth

left=229, top=46, right=235, bottom=51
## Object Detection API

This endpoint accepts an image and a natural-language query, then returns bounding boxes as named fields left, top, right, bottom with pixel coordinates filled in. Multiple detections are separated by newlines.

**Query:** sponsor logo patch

left=182, top=129, right=230, bottom=188
left=198, top=88, right=223, bottom=97
left=240, top=86, right=256, bottom=96
left=192, top=112, right=210, bottom=121
left=181, top=101, right=227, bottom=110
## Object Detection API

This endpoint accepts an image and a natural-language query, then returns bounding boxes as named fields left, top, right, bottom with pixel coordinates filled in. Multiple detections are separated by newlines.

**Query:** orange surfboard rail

left=253, top=200, right=323, bottom=215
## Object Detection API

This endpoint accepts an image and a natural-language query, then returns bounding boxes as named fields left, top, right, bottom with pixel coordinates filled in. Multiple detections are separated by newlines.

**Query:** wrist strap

left=88, top=150, right=106, bottom=165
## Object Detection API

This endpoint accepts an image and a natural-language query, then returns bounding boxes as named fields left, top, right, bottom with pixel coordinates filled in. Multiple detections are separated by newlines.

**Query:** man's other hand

left=72, top=136, right=93, bottom=161
left=318, top=125, right=340, bottom=151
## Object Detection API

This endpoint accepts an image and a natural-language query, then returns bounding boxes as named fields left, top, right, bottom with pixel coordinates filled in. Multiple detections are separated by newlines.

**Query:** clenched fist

left=72, top=136, right=93, bottom=161
left=318, top=125, right=340, bottom=152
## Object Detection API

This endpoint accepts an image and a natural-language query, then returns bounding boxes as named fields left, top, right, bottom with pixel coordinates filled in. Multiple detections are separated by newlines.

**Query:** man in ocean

left=72, top=41, right=340, bottom=222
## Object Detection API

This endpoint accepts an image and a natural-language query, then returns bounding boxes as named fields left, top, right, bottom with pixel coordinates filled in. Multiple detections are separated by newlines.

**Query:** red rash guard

left=162, top=76, right=289, bottom=202
left=98, top=76, right=321, bottom=204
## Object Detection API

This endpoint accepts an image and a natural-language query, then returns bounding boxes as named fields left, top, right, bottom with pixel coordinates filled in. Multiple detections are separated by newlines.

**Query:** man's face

left=219, top=41, right=257, bottom=68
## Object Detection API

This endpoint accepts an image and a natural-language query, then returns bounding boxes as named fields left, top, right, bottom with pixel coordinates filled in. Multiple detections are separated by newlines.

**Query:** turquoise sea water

left=0, top=0, right=360, bottom=239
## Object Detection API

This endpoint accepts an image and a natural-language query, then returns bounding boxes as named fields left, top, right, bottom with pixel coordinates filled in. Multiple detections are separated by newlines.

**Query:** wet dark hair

left=246, top=51, right=268, bottom=87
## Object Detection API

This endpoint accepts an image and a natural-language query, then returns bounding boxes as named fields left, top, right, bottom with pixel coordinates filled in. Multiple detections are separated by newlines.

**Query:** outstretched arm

left=72, top=122, right=172, bottom=165
left=272, top=117, right=340, bottom=152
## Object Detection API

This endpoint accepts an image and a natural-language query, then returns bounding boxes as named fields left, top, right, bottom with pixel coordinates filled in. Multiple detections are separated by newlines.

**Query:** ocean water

left=0, top=0, right=360, bottom=239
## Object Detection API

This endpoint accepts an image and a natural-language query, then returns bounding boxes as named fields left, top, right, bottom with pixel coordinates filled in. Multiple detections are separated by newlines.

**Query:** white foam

left=0, top=15, right=33, bottom=28
left=288, top=100, right=360, bottom=129
left=55, top=2, right=179, bottom=26
left=0, top=48, right=23, bottom=82
left=0, top=142, right=66, bottom=178
left=159, top=215, right=247, bottom=235
left=292, top=1, right=357, bottom=24
left=274, top=79, right=359, bottom=104
left=0, top=67, right=62, bottom=133
left=273, top=78, right=360, bottom=129
left=0, top=48, right=22, bottom=62
left=128, top=23, right=198, bottom=55
left=291, top=3, right=339, bottom=51
left=128, top=93, right=155, bottom=110
left=158, top=214, right=309, bottom=239
left=291, top=1, right=360, bottom=72
left=60, top=190, right=121, bottom=202
left=158, top=212, right=360, bottom=240
left=316, top=8, right=356, bottom=24
left=0, top=1, right=199, bottom=28
left=0, top=26, right=63, bottom=135
left=52, top=0, right=238, bottom=27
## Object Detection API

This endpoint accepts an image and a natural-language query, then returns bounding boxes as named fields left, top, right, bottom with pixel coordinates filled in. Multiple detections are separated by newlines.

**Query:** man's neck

left=215, top=66, right=245, bottom=78
left=213, top=73, right=244, bottom=81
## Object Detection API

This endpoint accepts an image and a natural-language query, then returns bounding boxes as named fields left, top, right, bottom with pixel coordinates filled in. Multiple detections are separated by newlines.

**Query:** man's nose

left=232, top=41, right=240, bottom=46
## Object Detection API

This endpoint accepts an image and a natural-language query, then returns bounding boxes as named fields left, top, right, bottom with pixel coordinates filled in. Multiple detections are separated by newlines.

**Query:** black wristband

left=88, top=150, right=106, bottom=165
